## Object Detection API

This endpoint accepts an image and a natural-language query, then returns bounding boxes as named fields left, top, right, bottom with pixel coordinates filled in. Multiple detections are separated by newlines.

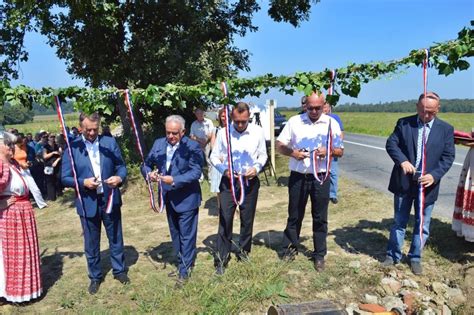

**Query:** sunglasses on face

left=306, top=106, right=323, bottom=112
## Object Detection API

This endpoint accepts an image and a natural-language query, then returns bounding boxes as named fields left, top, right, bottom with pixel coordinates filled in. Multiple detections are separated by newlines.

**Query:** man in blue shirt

left=323, top=103, right=344, bottom=204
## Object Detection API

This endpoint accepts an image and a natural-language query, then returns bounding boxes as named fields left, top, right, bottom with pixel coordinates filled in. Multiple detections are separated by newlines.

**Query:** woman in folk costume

left=452, top=130, right=474, bottom=242
left=0, top=131, right=42, bottom=302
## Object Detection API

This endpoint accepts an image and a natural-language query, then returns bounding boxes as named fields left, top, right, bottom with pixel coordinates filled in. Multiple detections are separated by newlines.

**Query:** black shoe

left=410, top=261, right=423, bottom=275
left=330, top=198, right=338, bottom=204
left=114, top=273, right=130, bottom=285
left=88, top=280, right=102, bottom=295
left=215, top=264, right=225, bottom=275
left=314, top=259, right=325, bottom=272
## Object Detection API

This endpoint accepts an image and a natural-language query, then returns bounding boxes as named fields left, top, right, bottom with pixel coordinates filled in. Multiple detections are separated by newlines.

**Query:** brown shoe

left=314, top=259, right=325, bottom=272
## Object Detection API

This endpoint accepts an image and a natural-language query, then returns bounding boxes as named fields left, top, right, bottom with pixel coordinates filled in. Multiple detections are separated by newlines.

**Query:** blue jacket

left=141, top=136, right=203, bottom=213
left=61, top=135, right=127, bottom=217
left=386, top=115, right=455, bottom=204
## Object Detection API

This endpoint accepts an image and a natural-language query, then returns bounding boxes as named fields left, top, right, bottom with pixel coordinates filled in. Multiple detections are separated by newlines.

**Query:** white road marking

left=344, top=140, right=385, bottom=151
left=344, top=140, right=463, bottom=166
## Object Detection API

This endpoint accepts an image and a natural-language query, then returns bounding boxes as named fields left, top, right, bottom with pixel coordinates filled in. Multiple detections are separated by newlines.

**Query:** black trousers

left=282, top=171, right=330, bottom=260
left=215, top=176, right=260, bottom=265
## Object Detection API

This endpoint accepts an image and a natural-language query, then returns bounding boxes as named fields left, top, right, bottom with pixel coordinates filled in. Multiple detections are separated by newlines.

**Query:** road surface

left=339, top=133, right=468, bottom=219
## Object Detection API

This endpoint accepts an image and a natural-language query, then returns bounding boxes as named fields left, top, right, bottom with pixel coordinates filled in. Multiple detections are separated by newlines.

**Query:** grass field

left=280, top=110, right=474, bottom=137
left=0, top=155, right=472, bottom=314
left=5, top=113, right=79, bottom=135
left=2, top=113, right=473, bottom=314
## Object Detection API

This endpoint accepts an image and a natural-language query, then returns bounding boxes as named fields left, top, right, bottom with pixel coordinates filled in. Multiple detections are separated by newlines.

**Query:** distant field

left=5, top=113, right=79, bottom=135
left=280, top=110, right=474, bottom=137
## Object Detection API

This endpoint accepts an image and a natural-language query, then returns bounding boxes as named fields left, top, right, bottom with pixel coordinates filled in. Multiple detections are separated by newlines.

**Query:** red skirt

left=0, top=198, right=42, bottom=302
left=452, top=148, right=474, bottom=242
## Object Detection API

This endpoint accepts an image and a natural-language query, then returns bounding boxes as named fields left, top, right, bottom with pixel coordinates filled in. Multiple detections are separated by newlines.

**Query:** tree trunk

left=116, top=95, right=148, bottom=160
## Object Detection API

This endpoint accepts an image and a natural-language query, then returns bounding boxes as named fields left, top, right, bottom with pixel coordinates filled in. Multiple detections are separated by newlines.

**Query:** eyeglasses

left=306, top=106, right=323, bottom=112
left=233, top=120, right=248, bottom=125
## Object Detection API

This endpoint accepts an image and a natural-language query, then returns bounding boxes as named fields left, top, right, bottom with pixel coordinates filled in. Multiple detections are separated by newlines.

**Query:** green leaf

left=457, top=60, right=470, bottom=70
left=163, top=100, right=173, bottom=107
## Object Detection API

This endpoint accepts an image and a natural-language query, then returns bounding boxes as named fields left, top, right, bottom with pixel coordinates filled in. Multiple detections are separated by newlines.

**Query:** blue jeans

left=329, top=158, right=339, bottom=199
left=386, top=194, right=434, bottom=263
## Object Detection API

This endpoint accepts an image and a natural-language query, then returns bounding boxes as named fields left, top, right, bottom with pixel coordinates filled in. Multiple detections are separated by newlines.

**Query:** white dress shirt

left=83, top=135, right=103, bottom=194
left=277, top=113, right=343, bottom=174
left=210, top=123, right=268, bottom=175
left=166, top=142, right=179, bottom=172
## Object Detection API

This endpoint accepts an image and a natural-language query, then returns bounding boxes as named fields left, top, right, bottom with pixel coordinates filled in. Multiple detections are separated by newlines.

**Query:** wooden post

left=269, top=99, right=276, bottom=177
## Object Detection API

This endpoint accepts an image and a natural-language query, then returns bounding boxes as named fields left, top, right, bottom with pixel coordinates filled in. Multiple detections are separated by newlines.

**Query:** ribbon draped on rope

left=221, top=82, right=246, bottom=206
left=55, top=96, right=87, bottom=216
left=418, top=49, right=430, bottom=244
left=123, top=90, right=164, bottom=213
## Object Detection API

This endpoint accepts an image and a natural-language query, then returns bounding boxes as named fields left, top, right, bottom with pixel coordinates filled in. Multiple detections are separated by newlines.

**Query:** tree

left=0, top=0, right=320, bottom=149
left=3, top=103, right=34, bottom=124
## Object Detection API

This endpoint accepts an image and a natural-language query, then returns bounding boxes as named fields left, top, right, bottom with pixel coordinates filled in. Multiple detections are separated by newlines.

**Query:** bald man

left=276, top=92, right=343, bottom=271
left=383, top=92, right=455, bottom=275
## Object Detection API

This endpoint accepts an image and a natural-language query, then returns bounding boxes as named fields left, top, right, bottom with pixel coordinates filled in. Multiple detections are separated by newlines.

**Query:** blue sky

left=12, top=0, right=474, bottom=107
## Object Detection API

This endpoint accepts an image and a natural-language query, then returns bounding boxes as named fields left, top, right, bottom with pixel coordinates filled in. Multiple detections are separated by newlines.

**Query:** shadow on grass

left=40, top=245, right=139, bottom=296
left=253, top=230, right=311, bottom=259
left=204, top=196, right=219, bottom=216
left=331, top=216, right=474, bottom=263
left=276, top=176, right=289, bottom=187
left=145, top=241, right=213, bottom=270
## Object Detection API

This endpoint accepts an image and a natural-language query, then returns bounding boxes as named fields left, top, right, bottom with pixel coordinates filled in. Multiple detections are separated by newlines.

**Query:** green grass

left=280, top=110, right=474, bottom=137
left=5, top=113, right=79, bottom=135
left=2, top=114, right=472, bottom=313
left=0, top=150, right=470, bottom=313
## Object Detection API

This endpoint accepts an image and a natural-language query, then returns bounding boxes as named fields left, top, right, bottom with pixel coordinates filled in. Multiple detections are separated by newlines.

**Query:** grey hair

left=0, top=131, right=17, bottom=146
left=165, top=115, right=186, bottom=131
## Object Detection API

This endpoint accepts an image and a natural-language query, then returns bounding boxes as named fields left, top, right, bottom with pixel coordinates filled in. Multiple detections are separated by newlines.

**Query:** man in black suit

left=383, top=92, right=455, bottom=275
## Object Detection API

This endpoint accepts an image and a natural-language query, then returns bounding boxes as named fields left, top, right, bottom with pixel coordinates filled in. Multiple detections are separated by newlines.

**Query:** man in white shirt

left=276, top=92, right=343, bottom=272
left=210, top=102, right=267, bottom=275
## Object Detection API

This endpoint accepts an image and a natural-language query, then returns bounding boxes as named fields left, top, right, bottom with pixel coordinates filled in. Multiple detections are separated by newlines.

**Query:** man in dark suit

left=383, top=92, right=455, bottom=275
left=62, top=112, right=129, bottom=294
left=142, top=115, right=203, bottom=287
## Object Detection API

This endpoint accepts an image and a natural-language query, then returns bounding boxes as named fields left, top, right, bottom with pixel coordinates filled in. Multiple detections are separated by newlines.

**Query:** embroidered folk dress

left=452, top=148, right=474, bottom=242
left=0, top=160, right=42, bottom=302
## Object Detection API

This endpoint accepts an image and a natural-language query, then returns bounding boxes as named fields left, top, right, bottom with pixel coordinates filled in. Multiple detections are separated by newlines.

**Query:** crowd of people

left=0, top=90, right=472, bottom=304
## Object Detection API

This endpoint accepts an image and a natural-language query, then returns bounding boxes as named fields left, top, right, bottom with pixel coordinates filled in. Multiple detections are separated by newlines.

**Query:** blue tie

left=415, top=122, right=430, bottom=170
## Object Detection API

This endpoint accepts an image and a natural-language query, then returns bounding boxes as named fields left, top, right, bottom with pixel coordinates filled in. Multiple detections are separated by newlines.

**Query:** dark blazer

left=386, top=114, right=455, bottom=204
left=62, top=135, right=127, bottom=217
left=141, top=136, right=204, bottom=213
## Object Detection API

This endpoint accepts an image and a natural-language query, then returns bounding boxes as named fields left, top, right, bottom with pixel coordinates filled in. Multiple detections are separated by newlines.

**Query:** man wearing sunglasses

left=210, top=102, right=267, bottom=275
left=276, top=92, right=344, bottom=272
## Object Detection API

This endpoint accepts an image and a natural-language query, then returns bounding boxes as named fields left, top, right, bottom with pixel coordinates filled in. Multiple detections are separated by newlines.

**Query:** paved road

left=339, top=133, right=468, bottom=219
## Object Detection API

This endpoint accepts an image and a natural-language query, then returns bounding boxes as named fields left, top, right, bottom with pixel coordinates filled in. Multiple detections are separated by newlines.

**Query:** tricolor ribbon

left=328, top=69, right=337, bottom=96
left=105, top=189, right=114, bottom=214
left=312, top=119, right=333, bottom=185
left=55, top=96, right=86, bottom=217
left=123, top=90, right=163, bottom=213
left=418, top=49, right=430, bottom=244
left=221, top=82, right=246, bottom=206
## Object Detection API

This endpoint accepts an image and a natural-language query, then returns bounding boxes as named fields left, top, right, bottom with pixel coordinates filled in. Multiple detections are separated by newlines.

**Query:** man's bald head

left=305, top=92, right=326, bottom=122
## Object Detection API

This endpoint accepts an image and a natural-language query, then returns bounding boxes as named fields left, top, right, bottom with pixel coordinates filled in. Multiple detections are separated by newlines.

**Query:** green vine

left=1, top=23, right=472, bottom=113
